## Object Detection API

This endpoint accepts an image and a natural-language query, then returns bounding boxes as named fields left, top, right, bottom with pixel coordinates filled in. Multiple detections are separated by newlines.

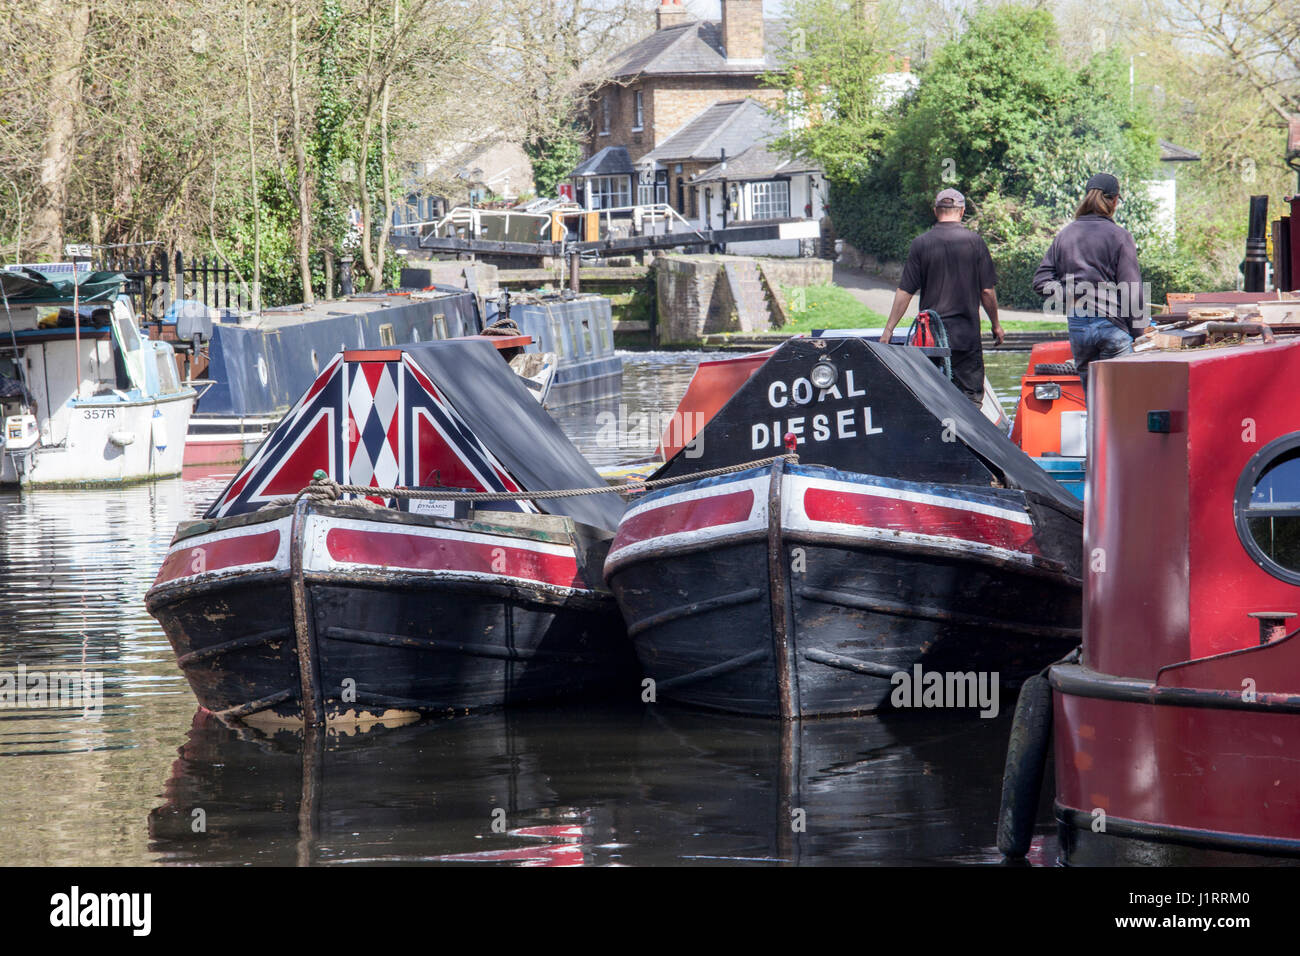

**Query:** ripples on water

left=0, top=349, right=1051, bottom=866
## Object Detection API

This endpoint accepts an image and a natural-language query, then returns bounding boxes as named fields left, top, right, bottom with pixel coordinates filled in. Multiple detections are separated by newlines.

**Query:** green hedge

left=992, top=241, right=1218, bottom=312
left=833, top=174, right=1220, bottom=314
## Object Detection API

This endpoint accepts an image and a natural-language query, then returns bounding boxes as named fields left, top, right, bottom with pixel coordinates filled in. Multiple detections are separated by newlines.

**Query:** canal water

left=0, top=349, right=1057, bottom=866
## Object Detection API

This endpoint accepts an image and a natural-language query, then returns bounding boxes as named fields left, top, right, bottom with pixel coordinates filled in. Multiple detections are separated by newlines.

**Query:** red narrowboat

left=1003, top=337, right=1300, bottom=864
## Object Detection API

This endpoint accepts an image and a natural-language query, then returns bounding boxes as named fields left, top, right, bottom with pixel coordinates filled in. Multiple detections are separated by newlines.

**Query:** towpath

left=832, top=264, right=1066, bottom=325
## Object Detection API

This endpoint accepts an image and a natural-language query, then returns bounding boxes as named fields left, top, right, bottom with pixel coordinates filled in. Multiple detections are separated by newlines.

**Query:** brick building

left=571, top=0, right=795, bottom=218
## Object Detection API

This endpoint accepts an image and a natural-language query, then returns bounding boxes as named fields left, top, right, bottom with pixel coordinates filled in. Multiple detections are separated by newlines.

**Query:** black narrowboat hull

left=605, top=462, right=1081, bottom=718
left=146, top=501, right=633, bottom=726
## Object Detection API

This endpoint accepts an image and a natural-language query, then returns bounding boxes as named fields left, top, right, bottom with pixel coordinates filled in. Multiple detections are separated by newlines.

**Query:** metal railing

left=394, top=202, right=708, bottom=247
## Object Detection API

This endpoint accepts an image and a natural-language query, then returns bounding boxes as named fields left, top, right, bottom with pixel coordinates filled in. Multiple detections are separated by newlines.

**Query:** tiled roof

left=571, top=145, right=636, bottom=177
left=691, top=141, right=821, bottom=183
left=641, top=99, right=781, bottom=164
left=608, top=19, right=788, bottom=78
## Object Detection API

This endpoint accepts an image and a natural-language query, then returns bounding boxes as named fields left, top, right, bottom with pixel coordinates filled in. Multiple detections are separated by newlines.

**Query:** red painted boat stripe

left=803, top=488, right=1037, bottom=552
left=614, top=489, right=755, bottom=551
left=325, top=528, right=583, bottom=589
left=155, top=529, right=281, bottom=585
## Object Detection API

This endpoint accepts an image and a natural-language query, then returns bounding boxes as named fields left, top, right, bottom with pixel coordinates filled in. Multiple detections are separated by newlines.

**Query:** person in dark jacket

left=1032, top=173, right=1148, bottom=397
left=881, top=188, right=1004, bottom=405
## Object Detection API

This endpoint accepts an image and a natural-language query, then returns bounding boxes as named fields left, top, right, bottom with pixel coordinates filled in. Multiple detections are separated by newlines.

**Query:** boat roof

left=655, top=336, right=1081, bottom=514
left=205, top=337, right=624, bottom=530
left=0, top=268, right=125, bottom=304
left=230, top=288, right=474, bottom=332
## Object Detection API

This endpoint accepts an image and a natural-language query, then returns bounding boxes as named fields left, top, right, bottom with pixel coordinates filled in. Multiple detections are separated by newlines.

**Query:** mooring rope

left=265, top=452, right=799, bottom=509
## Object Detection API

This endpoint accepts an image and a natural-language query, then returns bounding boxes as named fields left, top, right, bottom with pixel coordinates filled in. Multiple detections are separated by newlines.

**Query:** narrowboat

left=171, top=287, right=482, bottom=465
left=145, top=336, right=634, bottom=727
left=605, top=335, right=1083, bottom=719
left=485, top=292, right=623, bottom=406
left=1, top=267, right=195, bottom=487
left=1001, top=337, right=1300, bottom=864
left=176, top=288, right=616, bottom=465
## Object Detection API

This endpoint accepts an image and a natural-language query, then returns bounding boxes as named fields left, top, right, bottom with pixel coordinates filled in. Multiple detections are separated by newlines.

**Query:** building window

left=637, top=182, right=655, bottom=206
left=750, top=180, right=791, bottom=220
left=601, top=94, right=611, bottom=135
left=379, top=323, right=396, bottom=346
left=586, top=175, right=630, bottom=210
left=1235, top=432, right=1300, bottom=584
left=633, top=90, right=644, bottom=130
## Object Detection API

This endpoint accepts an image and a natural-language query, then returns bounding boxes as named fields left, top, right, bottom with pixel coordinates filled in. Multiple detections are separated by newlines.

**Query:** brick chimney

left=721, top=0, right=765, bottom=63
left=656, top=0, right=689, bottom=30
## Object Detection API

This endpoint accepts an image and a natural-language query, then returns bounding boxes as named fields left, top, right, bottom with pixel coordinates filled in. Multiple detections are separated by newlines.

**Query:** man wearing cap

left=880, top=188, right=1003, bottom=405
left=1032, top=172, right=1146, bottom=397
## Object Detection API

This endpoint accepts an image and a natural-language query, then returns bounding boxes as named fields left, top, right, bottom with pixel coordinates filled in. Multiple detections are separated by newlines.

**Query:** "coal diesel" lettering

left=752, top=407, right=883, bottom=450
left=767, top=370, right=866, bottom=409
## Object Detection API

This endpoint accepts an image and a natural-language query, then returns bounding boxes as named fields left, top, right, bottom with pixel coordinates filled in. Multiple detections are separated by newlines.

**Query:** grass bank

left=780, top=284, right=1066, bottom=334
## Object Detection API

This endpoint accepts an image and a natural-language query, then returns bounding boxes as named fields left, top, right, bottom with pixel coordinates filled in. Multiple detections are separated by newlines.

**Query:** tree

left=832, top=5, right=1168, bottom=306
left=765, top=0, right=906, bottom=183
left=28, top=0, right=90, bottom=257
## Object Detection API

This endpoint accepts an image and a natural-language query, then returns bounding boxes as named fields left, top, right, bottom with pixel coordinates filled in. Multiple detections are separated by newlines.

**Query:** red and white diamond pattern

left=347, top=361, right=400, bottom=492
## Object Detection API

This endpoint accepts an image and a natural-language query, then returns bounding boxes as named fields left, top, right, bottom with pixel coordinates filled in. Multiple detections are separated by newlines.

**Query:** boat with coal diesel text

left=604, top=335, right=1083, bottom=719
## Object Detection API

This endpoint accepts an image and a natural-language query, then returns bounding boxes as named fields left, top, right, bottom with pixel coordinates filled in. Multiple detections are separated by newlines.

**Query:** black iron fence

left=96, top=250, right=243, bottom=319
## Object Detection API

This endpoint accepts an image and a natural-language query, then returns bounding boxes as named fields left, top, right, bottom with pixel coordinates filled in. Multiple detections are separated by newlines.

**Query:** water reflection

left=148, top=703, right=1039, bottom=866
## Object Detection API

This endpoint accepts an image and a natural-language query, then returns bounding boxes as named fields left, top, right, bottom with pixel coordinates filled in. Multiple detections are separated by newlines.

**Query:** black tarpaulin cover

left=206, top=338, right=625, bottom=531
left=402, top=339, right=625, bottom=530
left=872, top=341, right=1082, bottom=514
left=657, top=336, right=1081, bottom=519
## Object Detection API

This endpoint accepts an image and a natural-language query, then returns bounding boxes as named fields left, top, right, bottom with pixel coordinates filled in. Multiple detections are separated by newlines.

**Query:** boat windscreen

left=109, top=299, right=147, bottom=392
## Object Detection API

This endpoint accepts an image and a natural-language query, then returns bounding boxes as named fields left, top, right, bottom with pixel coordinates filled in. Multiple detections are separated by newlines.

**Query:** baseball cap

left=1085, top=172, right=1120, bottom=197
left=934, top=188, right=965, bottom=208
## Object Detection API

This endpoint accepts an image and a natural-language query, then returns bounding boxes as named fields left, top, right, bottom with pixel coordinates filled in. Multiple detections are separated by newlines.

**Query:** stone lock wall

left=654, top=254, right=832, bottom=344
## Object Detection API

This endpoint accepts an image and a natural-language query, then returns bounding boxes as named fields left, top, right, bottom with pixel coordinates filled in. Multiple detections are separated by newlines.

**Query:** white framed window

left=637, top=182, right=655, bottom=205
left=633, top=90, right=644, bottom=130
left=750, top=180, right=790, bottom=220
left=586, top=175, right=631, bottom=210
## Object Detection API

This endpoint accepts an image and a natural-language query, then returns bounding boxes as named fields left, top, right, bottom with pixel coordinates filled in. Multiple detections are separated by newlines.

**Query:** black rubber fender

left=996, top=673, right=1054, bottom=858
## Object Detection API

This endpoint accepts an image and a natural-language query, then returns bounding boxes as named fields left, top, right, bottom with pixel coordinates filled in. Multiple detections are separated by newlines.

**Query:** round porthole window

left=1235, top=432, right=1300, bottom=584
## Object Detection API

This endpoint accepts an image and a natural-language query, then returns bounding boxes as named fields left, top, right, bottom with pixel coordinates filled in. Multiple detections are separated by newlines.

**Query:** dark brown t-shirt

left=898, top=222, right=996, bottom=351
